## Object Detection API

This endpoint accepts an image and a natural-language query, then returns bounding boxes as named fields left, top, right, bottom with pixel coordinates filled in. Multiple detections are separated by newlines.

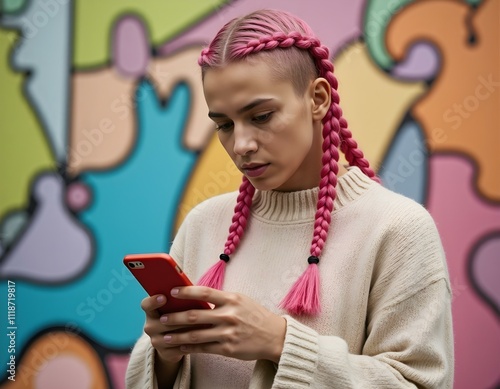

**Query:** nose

left=232, top=123, right=258, bottom=156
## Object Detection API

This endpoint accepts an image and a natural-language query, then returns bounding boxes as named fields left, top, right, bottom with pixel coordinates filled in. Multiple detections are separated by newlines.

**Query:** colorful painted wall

left=0, top=0, right=498, bottom=388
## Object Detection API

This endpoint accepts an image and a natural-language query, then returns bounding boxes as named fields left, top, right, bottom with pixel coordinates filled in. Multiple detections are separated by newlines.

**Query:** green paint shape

left=364, top=0, right=483, bottom=69
left=73, top=0, right=228, bottom=68
left=364, top=0, right=413, bottom=69
left=1, top=0, right=27, bottom=14
left=0, top=29, right=55, bottom=220
left=0, top=210, right=28, bottom=246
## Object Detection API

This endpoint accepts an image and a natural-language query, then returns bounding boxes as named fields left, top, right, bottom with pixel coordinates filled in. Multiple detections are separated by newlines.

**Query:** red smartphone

left=124, top=253, right=211, bottom=314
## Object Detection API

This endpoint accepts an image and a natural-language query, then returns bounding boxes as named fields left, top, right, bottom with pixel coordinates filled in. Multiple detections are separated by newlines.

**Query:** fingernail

left=164, top=335, right=172, bottom=343
left=171, top=288, right=179, bottom=296
left=157, top=296, right=165, bottom=303
left=160, top=316, right=168, bottom=324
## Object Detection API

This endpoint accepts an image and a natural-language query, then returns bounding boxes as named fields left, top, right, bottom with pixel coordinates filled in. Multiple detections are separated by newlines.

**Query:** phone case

left=124, top=253, right=211, bottom=314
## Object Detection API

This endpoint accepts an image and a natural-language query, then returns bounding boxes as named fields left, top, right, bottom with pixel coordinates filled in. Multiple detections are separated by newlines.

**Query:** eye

left=252, top=112, right=273, bottom=124
left=215, top=121, right=234, bottom=132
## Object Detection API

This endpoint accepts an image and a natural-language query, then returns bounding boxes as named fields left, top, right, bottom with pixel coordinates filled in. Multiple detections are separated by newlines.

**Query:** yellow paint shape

left=1, top=331, right=107, bottom=389
left=0, top=29, right=55, bottom=221
left=148, top=47, right=213, bottom=151
left=175, top=133, right=241, bottom=231
left=334, top=41, right=426, bottom=169
left=73, top=0, right=227, bottom=68
left=68, top=68, right=136, bottom=175
left=386, top=0, right=500, bottom=201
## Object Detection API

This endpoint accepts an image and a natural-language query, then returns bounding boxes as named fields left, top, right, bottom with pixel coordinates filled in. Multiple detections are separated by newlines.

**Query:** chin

left=246, top=177, right=282, bottom=192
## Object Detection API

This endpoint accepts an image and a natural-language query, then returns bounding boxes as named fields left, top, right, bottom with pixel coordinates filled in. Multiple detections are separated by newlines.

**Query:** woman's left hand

left=160, top=286, right=286, bottom=363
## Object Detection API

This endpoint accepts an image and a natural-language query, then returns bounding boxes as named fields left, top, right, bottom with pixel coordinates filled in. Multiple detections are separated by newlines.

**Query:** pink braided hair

left=197, top=177, right=255, bottom=289
left=197, top=10, right=379, bottom=315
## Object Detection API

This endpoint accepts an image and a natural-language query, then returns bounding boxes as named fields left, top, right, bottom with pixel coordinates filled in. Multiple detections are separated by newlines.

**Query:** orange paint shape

left=1, top=331, right=107, bottom=389
left=386, top=0, right=500, bottom=201
left=68, top=68, right=136, bottom=175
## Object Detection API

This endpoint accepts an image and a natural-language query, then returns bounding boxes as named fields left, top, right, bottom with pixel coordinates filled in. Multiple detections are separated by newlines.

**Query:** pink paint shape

left=66, top=181, right=92, bottom=212
left=426, top=155, right=500, bottom=389
left=159, top=0, right=365, bottom=58
left=35, top=355, right=91, bottom=389
left=113, top=15, right=150, bottom=78
left=106, top=353, right=130, bottom=389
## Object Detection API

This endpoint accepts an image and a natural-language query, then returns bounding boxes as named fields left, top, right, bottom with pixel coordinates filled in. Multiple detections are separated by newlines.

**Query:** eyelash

left=253, top=112, right=273, bottom=124
left=215, top=122, right=233, bottom=132
left=215, top=112, right=274, bottom=132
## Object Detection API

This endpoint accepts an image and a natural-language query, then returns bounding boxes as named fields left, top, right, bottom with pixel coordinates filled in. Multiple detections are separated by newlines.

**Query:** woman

left=126, top=9, right=453, bottom=388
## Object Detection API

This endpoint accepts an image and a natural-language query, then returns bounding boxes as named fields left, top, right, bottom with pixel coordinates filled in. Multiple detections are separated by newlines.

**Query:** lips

left=241, top=163, right=270, bottom=178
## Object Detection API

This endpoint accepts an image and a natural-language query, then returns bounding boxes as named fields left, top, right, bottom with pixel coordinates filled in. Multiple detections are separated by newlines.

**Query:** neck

left=337, top=163, right=348, bottom=177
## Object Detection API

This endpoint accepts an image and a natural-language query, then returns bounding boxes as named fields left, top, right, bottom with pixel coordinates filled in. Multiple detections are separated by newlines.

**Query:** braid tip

left=279, top=263, right=321, bottom=315
left=197, top=259, right=227, bottom=290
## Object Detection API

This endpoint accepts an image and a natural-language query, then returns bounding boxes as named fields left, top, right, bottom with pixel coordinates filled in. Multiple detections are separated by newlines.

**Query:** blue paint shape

left=378, top=120, right=428, bottom=204
left=0, top=0, right=73, bottom=161
left=0, top=81, right=197, bottom=363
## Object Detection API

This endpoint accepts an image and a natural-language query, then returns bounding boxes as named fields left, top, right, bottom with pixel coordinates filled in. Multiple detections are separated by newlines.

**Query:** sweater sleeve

left=271, top=279, right=453, bottom=388
left=125, top=333, right=158, bottom=389
left=125, top=332, right=192, bottom=389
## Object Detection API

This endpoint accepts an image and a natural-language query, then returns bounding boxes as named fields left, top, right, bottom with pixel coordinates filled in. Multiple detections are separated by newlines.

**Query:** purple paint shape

left=66, top=181, right=92, bottom=212
left=159, top=0, right=365, bottom=58
left=113, top=15, right=150, bottom=78
left=391, top=42, right=441, bottom=81
left=0, top=173, right=93, bottom=283
left=471, top=235, right=500, bottom=313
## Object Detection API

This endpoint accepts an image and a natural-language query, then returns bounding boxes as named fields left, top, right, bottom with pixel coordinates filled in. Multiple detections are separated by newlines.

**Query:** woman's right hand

left=141, top=294, right=186, bottom=363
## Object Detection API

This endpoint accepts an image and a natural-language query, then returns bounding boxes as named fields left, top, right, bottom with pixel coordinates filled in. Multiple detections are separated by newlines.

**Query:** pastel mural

left=0, top=0, right=498, bottom=388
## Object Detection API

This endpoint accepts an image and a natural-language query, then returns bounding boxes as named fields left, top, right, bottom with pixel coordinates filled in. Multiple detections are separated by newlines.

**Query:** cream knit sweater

left=126, top=166, right=454, bottom=388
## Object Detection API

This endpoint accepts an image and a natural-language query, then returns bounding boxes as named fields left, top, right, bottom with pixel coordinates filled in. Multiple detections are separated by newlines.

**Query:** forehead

left=202, top=59, right=294, bottom=110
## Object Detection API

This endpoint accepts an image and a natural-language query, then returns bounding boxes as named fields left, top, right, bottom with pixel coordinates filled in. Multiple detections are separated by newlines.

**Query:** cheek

left=218, top=134, right=235, bottom=158
left=273, top=115, right=313, bottom=151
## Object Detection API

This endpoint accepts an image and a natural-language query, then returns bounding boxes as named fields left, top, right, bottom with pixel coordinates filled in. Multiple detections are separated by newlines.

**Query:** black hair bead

left=307, top=256, right=320, bottom=264
left=219, top=253, right=230, bottom=262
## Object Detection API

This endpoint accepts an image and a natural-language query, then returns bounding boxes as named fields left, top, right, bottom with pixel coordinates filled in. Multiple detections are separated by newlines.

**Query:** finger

left=164, top=327, right=222, bottom=346
left=150, top=333, right=188, bottom=358
left=141, top=295, right=167, bottom=318
left=171, top=286, right=232, bottom=306
left=161, top=307, right=219, bottom=327
left=144, top=318, right=191, bottom=337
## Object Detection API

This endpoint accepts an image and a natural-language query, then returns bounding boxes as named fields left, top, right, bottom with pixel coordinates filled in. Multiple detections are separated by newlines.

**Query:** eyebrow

left=208, top=98, right=274, bottom=118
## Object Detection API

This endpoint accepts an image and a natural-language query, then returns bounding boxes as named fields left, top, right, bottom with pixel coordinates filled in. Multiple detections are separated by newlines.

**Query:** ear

left=309, top=77, right=331, bottom=121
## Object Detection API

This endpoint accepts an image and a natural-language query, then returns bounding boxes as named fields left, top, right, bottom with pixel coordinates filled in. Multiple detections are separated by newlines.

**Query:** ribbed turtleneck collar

left=251, top=166, right=376, bottom=222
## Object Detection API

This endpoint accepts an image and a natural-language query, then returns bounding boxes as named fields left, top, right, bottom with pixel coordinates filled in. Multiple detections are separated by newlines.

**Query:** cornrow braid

left=197, top=10, right=379, bottom=315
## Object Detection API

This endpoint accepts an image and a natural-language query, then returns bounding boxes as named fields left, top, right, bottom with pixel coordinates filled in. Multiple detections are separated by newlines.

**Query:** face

left=203, top=58, right=329, bottom=192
